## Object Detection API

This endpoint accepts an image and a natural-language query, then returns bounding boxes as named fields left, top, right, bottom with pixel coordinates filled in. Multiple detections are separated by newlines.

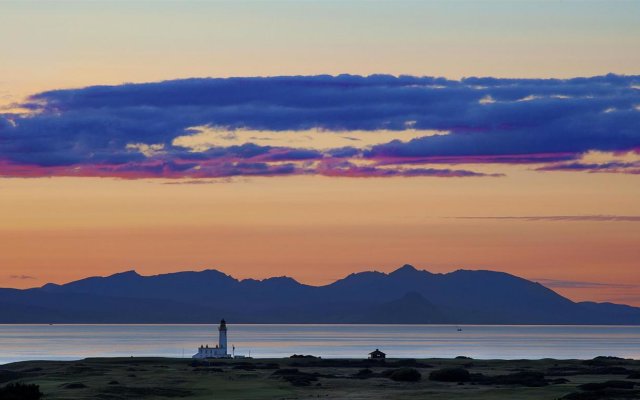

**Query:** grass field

left=1, top=356, right=639, bottom=399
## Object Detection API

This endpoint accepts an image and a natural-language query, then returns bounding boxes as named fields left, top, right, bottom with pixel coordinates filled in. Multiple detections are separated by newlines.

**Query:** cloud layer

left=1, top=74, right=639, bottom=179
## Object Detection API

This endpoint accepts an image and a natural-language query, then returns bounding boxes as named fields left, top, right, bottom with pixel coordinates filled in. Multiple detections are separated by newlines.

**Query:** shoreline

left=1, top=322, right=640, bottom=326
left=3, top=355, right=638, bottom=366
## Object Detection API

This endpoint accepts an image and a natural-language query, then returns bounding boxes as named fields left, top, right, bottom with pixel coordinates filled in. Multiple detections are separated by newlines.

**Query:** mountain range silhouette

left=1, top=265, right=638, bottom=324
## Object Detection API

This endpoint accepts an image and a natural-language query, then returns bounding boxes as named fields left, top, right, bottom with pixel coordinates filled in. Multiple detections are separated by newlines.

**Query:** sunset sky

left=1, top=1, right=639, bottom=305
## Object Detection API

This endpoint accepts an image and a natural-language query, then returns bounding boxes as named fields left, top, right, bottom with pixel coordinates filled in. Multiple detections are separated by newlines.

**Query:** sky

left=0, top=0, right=639, bottom=305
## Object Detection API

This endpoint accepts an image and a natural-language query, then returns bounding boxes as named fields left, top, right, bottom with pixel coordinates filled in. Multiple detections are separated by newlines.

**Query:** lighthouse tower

left=192, top=318, right=233, bottom=359
left=218, top=319, right=227, bottom=351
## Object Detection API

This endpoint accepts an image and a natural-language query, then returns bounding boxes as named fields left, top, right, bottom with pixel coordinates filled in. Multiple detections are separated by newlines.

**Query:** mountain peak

left=243, top=276, right=301, bottom=285
left=111, top=270, right=141, bottom=278
left=390, top=264, right=421, bottom=275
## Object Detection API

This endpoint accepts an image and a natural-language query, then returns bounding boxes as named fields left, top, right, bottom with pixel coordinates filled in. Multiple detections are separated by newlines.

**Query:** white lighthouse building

left=193, top=319, right=232, bottom=359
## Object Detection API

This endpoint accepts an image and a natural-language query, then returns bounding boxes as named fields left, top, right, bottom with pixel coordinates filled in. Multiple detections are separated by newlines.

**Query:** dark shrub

left=380, top=369, right=393, bottom=378
left=353, top=368, right=374, bottom=379
left=102, top=386, right=193, bottom=397
left=286, top=375, right=318, bottom=386
left=192, top=367, right=223, bottom=373
left=61, top=382, right=87, bottom=389
left=455, top=356, right=473, bottom=360
left=290, top=354, right=319, bottom=359
left=272, top=368, right=300, bottom=376
left=590, top=366, right=633, bottom=375
left=388, top=368, right=421, bottom=382
left=271, top=368, right=318, bottom=386
left=583, top=356, right=626, bottom=366
left=394, top=359, right=417, bottom=366
left=291, top=359, right=385, bottom=368
left=627, top=371, right=640, bottom=379
left=563, top=389, right=640, bottom=400
left=546, top=366, right=589, bottom=376
left=486, top=371, right=548, bottom=387
left=232, top=365, right=255, bottom=371
left=429, top=368, right=470, bottom=382
left=20, top=368, right=42, bottom=373
left=0, top=382, right=42, bottom=400
left=254, top=363, right=280, bottom=370
left=579, top=380, right=636, bottom=391
left=392, top=359, right=433, bottom=368
left=0, top=371, right=24, bottom=384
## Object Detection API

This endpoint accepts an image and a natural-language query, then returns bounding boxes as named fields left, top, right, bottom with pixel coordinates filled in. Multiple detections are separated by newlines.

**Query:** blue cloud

left=1, top=74, right=639, bottom=178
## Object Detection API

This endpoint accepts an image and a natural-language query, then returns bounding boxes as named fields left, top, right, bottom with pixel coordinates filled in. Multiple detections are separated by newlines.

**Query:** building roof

left=369, top=349, right=385, bottom=355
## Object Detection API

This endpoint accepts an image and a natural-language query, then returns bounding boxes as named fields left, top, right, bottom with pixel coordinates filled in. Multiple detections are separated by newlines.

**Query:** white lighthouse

left=218, top=319, right=227, bottom=351
left=192, top=319, right=232, bottom=359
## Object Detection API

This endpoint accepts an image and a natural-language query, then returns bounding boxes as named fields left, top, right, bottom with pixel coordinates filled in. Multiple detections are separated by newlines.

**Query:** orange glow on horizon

left=0, top=170, right=638, bottom=305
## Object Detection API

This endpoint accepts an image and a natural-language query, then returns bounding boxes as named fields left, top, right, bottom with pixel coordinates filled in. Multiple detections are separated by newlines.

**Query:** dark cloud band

left=1, top=74, right=639, bottom=179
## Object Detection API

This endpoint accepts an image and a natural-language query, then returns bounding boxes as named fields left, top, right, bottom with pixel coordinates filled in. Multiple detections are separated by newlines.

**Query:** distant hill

left=1, top=265, right=638, bottom=324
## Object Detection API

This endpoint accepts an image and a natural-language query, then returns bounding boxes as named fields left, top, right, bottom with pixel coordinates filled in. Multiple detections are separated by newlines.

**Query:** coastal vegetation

left=1, top=356, right=639, bottom=399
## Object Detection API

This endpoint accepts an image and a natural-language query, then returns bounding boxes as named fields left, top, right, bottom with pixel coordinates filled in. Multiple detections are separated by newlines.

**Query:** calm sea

left=0, top=324, right=638, bottom=365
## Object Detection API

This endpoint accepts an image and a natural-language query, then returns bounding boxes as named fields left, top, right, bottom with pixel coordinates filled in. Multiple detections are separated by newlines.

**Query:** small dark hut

left=368, top=349, right=386, bottom=359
